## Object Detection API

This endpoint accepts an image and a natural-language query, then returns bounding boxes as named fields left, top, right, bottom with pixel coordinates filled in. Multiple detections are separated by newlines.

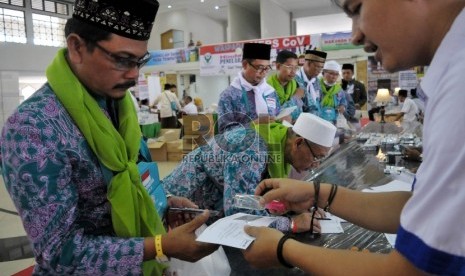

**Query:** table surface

left=227, top=122, right=420, bottom=275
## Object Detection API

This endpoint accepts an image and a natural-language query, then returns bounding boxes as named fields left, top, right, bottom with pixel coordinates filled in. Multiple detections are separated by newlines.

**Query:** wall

left=228, top=2, right=260, bottom=42
left=260, top=0, right=290, bottom=38
left=148, top=10, right=226, bottom=51
left=194, top=75, right=230, bottom=110
left=0, top=43, right=60, bottom=72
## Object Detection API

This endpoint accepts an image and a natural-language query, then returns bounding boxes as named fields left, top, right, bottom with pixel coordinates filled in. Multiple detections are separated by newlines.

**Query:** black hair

left=398, top=89, right=408, bottom=98
left=164, top=83, right=172, bottom=90
left=184, top=96, right=192, bottom=102
left=64, top=18, right=112, bottom=51
left=410, top=88, right=417, bottom=98
left=276, top=50, right=298, bottom=64
left=171, top=84, right=177, bottom=88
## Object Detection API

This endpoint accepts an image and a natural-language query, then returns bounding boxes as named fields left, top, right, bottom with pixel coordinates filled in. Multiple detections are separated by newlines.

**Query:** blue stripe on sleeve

left=396, top=226, right=465, bottom=275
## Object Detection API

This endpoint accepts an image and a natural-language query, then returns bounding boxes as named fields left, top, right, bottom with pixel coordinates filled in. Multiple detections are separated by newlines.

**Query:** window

left=32, top=13, right=66, bottom=46
left=0, top=8, right=27, bottom=43
left=31, top=0, right=69, bottom=15
left=0, top=0, right=25, bottom=7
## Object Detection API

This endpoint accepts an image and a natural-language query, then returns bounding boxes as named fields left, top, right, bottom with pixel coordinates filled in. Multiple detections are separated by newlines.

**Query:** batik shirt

left=0, top=85, right=145, bottom=275
left=161, top=127, right=291, bottom=231
left=295, top=68, right=322, bottom=116
left=217, top=85, right=281, bottom=133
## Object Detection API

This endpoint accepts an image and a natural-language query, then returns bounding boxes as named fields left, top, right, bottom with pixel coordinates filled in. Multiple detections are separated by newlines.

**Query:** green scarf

left=46, top=49, right=166, bottom=275
left=267, top=74, right=297, bottom=105
left=254, top=123, right=291, bottom=178
left=320, top=78, right=342, bottom=108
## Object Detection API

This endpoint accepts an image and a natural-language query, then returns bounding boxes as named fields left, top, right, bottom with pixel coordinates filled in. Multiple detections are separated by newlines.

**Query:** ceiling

left=157, top=0, right=340, bottom=22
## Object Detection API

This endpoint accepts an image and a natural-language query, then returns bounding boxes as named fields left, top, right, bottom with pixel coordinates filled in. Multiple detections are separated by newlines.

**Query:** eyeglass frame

left=94, top=43, right=151, bottom=71
left=247, top=61, right=272, bottom=74
left=302, top=138, right=327, bottom=164
left=280, top=64, right=300, bottom=72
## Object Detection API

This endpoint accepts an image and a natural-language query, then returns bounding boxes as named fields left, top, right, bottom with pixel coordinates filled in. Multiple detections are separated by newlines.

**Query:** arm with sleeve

left=1, top=97, right=146, bottom=274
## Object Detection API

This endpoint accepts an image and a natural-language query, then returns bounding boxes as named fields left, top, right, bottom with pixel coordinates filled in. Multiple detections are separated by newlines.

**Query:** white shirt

left=400, top=97, right=418, bottom=122
left=396, top=7, right=465, bottom=274
left=154, top=90, right=182, bottom=118
left=182, top=102, right=198, bottom=114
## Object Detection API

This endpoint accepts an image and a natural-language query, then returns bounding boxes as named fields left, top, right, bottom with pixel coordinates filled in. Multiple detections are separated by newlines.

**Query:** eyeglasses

left=303, top=139, right=327, bottom=164
left=281, top=64, right=300, bottom=72
left=94, top=43, right=151, bottom=71
left=324, top=71, right=340, bottom=77
left=247, top=61, right=272, bottom=74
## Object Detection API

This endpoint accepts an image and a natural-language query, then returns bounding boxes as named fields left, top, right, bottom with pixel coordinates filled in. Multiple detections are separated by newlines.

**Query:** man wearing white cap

left=162, top=114, right=336, bottom=233
left=319, top=60, right=348, bottom=123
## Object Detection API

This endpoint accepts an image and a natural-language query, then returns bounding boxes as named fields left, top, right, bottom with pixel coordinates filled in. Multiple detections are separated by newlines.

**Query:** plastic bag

left=165, top=225, right=231, bottom=276
left=336, top=113, right=350, bottom=130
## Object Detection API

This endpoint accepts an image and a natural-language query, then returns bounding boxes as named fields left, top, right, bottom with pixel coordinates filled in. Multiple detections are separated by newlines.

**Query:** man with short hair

left=295, top=49, right=327, bottom=116
left=267, top=50, right=304, bottom=122
left=341, top=63, right=367, bottom=110
left=182, top=96, right=198, bottom=115
left=242, top=0, right=465, bottom=274
left=154, top=83, right=182, bottom=128
left=217, top=43, right=281, bottom=133
left=162, top=113, right=336, bottom=233
left=386, top=89, right=419, bottom=130
left=0, top=0, right=216, bottom=274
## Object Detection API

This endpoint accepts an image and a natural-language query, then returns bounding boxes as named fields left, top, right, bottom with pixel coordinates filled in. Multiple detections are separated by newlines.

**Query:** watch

left=154, top=235, right=170, bottom=263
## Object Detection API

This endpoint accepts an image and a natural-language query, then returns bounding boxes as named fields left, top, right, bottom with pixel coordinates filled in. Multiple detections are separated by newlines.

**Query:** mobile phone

left=165, top=207, right=219, bottom=229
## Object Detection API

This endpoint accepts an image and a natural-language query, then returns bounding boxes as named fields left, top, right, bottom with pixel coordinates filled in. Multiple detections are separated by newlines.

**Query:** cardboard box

left=159, top=128, right=182, bottom=141
left=166, top=140, right=183, bottom=153
left=182, top=114, right=214, bottom=136
left=182, top=141, right=198, bottom=152
left=167, top=152, right=184, bottom=162
left=147, top=141, right=167, bottom=161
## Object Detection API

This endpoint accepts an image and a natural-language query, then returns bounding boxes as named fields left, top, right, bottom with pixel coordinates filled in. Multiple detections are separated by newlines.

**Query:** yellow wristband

left=155, top=235, right=163, bottom=258
left=154, top=234, right=169, bottom=263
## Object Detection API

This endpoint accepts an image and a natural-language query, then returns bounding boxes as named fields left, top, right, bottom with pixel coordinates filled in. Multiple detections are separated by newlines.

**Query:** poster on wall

left=199, top=35, right=318, bottom=76
left=398, top=70, right=418, bottom=93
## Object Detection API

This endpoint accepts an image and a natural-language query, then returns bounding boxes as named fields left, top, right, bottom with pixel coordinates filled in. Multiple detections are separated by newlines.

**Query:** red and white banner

left=199, top=35, right=316, bottom=76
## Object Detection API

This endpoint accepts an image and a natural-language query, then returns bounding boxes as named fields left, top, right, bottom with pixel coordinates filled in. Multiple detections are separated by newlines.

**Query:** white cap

left=292, top=113, right=337, bottom=147
left=323, top=60, right=341, bottom=72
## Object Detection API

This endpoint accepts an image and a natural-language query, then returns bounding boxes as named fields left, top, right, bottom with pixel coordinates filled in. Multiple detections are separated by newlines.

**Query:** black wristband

left=276, top=234, right=294, bottom=268
left=323, top=184, right=338, bottom=212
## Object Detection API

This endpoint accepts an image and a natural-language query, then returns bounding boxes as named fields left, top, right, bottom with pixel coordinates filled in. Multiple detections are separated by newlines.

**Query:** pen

left=316, top=218, right=331, bottom=220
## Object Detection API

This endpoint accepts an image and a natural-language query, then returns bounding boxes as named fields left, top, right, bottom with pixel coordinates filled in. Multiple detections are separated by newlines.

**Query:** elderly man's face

left=304, top=60, right=324, bottom=79
left=289, top=138, right=329, bottom=173
left=323, top=70, right=340, bottom=85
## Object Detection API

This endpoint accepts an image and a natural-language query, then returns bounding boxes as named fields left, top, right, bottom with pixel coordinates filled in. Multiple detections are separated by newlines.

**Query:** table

left=140, top=122, right=161, bottom=138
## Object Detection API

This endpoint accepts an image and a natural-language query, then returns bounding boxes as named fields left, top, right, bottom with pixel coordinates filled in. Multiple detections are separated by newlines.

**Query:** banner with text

left=199, top=35, right=316, bottom=76
left=146, top=47, right=199, bottom=66
left=321, top=32, right=362, bottom=51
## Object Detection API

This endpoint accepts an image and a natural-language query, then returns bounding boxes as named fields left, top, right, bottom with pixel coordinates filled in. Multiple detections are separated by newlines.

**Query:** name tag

left=266, top=97, right=277, bottom=110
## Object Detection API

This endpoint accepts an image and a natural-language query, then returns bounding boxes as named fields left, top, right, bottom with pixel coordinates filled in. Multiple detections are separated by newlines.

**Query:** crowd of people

left=1, top=0, right=464, bottom=274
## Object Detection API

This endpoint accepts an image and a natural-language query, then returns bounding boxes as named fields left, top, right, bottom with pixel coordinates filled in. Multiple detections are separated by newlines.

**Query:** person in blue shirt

left=295, top=49, right=327, bottom=116
left=217, top=43, right=281, bottom=133
left=267, top=50, right=304, bottom=122
left=318, top=60, right=348, bottom=124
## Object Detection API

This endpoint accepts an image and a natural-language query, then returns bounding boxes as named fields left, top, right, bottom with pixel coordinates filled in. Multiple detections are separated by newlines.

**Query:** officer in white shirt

left=386, top=89, right=418, bottom=122
left=182, top=96, right=198, bottom=115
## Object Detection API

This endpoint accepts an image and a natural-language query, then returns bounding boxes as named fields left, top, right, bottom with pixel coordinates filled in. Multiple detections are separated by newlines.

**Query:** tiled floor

left=0, top=161, right=179, bottom=275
